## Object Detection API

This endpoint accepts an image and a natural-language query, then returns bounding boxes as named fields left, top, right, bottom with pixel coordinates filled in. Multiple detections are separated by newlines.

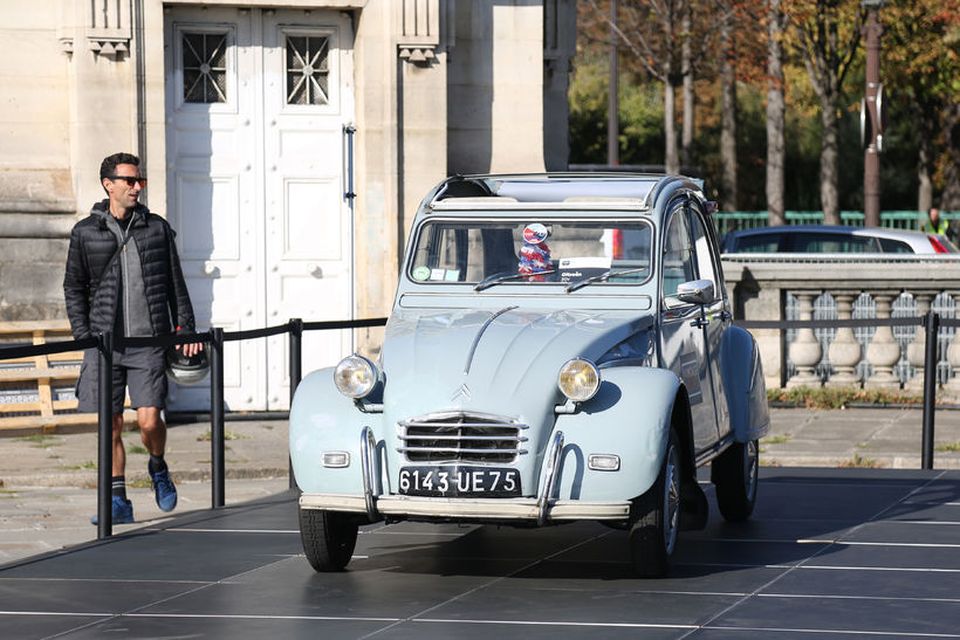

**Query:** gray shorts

left=76, top=346, right=167, bottom=414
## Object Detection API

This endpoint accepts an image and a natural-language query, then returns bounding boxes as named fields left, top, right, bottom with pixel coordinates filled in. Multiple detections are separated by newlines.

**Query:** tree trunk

left=720, top=9, right=737, bottom=211
left=765, top=0, right=785, bottom=225
left=820, top=101, right=840, bottom=224
left=665, top=81, right=680, bottom=174
left=917, top=136, right=933, bottom=213
left=681, top=4, right=694, bottom=171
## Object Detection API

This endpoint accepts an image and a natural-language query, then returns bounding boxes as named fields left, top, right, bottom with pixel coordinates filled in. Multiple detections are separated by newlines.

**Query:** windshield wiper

left=564, top=267, right=649, bottom=293
left=474, top=269, right=557, bottom=292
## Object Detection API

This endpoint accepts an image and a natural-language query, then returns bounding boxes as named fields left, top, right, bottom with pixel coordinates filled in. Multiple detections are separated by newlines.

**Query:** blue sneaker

left=90, top=496, right=134, bottom=525
left=151, top=468, right=178, bottom=512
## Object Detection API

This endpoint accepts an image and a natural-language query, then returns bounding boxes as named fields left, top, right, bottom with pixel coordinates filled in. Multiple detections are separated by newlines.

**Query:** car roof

left=721, top=224, right=958, bottom=254
left=426, top=173, right=702, bottom=212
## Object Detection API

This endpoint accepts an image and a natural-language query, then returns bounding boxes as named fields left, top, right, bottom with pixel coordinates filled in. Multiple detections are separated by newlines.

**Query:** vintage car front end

left=292, top=305, right=686, bottom=529
left=290, top=173, right=769, bottom=577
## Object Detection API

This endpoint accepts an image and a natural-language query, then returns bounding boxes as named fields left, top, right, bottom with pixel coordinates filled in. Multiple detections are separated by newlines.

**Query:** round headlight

left=557, top=358, right=600, bottom=402
left=333, top=355, right=379, bottom=399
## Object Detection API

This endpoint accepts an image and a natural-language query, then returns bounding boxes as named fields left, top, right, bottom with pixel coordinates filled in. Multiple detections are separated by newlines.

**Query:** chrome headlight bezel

left=557, top=357, right=601, bottom=403
left=333, top=354, right=379, bottom=399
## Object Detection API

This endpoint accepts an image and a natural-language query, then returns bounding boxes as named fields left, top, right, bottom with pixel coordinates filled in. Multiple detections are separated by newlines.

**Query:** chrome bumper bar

left=341, top=426, right=622, bottom=523
left=299, top=493, right=631, bottom=521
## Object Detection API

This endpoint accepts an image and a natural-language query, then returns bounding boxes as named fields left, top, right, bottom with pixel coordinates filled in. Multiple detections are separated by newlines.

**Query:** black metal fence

left=0, top=317, right=387, bottom=539
left=0, top=313, right=950, bottom=539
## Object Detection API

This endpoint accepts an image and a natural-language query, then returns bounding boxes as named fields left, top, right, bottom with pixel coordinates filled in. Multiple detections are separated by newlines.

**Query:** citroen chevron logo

left=451, top=383, right=471, bottom=402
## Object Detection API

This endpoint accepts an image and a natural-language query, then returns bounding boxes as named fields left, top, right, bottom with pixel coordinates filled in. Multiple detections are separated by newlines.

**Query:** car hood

left=381, top=306, right=653, bottom=420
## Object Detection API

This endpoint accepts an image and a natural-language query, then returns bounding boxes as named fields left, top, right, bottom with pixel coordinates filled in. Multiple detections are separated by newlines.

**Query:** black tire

left=628, top=431, right=681, bottom=578
left=299, top=508, right=359, bottom=572
left=712, top=439, right=759, bottom=522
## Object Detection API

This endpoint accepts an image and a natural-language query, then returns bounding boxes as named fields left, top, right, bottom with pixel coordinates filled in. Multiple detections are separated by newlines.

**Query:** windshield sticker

left=430, top=268, right=447, bottom=281
left=522, top=223, right=549, bottom=245
left=412, top=266, right=431, bottom=281
left=444, top=269, right=460, bottom=282
left=558, top=256, right=611, bottom=284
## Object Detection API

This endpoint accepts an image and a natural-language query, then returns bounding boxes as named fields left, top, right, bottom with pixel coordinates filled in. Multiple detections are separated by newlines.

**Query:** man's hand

left=177, top=342, right=204, bottom=357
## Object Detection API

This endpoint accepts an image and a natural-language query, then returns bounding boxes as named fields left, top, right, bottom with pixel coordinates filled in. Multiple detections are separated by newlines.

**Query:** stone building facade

left=0, top=0, right=576, bottom=410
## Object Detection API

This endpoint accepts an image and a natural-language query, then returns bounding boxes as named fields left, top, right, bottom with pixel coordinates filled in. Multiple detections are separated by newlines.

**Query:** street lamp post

left=862, top=0, right=884, bottom=227
left=608, top=0, right=619, bottom=167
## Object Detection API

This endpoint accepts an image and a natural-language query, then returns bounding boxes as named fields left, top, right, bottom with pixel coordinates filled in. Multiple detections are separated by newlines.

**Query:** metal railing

left=736, top=311, right=951, bottom=472
left=0, top=317, right=387, bottom=539
left=714, top=210, right=960, bottom=236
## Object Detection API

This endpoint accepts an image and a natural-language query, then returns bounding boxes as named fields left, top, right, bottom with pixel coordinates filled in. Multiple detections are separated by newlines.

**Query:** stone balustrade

left=721, top=255, right=960, bottom=393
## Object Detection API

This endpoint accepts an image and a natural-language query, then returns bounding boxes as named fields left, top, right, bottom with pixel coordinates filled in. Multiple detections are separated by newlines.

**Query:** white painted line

left=0, top=611, right=109, bottom=618
left=124, top=612, right=400, bottom=622
left=759, top=593, right=960, bottom=604
left=797, top=565, right=960, bottom=574
left=880, top=520, right=960, bottom=526
left=351, top=555, right=369, bottom=559
left=706, top=625, right=960, bottom=638
left=413, top=618, right=697, bottom=630
left=166, top=528, right=299, bottom=534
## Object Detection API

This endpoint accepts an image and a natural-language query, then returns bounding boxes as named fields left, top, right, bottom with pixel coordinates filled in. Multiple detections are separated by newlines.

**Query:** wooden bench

left=0, top=320, right=135, bottom=432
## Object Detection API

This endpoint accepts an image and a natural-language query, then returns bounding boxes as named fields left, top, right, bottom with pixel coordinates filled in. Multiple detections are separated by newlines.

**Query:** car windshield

left=409, top=219, right=653, bottom=287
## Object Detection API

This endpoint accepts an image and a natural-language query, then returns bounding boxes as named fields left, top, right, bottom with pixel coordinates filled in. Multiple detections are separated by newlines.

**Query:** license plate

left=398, top=466, right=521, bottom=497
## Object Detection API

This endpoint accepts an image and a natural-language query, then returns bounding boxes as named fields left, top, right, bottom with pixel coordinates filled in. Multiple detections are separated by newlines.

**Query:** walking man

left=64, top=152, right=202, bottom=524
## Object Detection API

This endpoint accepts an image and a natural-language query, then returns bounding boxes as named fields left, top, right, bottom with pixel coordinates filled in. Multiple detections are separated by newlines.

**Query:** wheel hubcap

left=663, top=445, right=680, bottom=554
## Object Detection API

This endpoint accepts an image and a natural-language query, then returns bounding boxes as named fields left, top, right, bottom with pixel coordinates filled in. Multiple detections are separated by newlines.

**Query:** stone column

left=905, top=292, right=936, bottom=392
left=865, top=293, right=902, bottom=389
left=827, top=292, right=862, bottom=387
left=787, top=292, right=822, bottom=388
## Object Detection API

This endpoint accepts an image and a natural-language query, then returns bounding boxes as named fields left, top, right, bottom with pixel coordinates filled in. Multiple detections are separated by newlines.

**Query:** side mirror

left=676, top=279, right=715, bottom=305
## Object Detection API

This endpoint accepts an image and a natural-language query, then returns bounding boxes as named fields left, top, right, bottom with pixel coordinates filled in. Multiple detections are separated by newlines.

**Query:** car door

left=659, top=203, right=721, bottom=452
left=687, top=206, right=731, bottom=440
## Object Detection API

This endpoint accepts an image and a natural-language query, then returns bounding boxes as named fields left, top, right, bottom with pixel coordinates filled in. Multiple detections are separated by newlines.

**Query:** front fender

left=553, top=366, right=681, bottom=503
left=289, top=368, right=384, bottom=494
left=721, top=325, right=770, bottom=442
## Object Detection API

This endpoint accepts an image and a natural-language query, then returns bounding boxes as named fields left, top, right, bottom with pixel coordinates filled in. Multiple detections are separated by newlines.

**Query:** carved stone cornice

left=85, top=0, right=132, bottom=59
left=398, top=0, right=442, bottom=66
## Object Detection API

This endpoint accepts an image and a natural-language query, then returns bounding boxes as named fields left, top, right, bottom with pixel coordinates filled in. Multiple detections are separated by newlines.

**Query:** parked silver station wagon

left=290, top=173, right=770, bottom=577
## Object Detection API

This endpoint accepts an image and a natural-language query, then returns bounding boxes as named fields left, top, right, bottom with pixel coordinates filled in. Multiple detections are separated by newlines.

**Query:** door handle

left=690, top=316, right=710, bottom=328
left=719, top=310, right=732, bottom=322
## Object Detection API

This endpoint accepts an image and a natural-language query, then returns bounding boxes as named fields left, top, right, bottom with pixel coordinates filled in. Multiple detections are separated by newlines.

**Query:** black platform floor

left=2, top=467, right=959, bottom=639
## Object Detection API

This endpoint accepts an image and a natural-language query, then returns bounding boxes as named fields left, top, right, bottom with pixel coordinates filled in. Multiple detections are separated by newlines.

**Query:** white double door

left=164, top=7, right=354, bottom=411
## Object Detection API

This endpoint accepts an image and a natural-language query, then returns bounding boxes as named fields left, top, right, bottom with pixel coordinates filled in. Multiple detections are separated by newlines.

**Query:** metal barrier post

left=210, top=327, right=225, bottom=507
left=288, top=318, right=303, bottom=489
left=921, top=311, right=940, bottom=470
left=96, top=331, right=113, bottom=540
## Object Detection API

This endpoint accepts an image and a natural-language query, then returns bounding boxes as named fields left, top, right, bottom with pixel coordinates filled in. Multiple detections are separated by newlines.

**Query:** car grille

left=397, top=411, right=529, bottom=463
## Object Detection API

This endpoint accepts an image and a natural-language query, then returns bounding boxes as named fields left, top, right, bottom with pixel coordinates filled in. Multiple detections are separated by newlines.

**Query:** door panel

left=660, top=205, right=720, bottom=452
left=164, top=8, right=353, bottom=411
left=262, top=12, right=354, bottom=409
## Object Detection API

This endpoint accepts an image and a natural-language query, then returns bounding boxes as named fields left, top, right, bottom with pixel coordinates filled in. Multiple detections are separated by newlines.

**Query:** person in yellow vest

left=922, top=207, right=950, bottom=236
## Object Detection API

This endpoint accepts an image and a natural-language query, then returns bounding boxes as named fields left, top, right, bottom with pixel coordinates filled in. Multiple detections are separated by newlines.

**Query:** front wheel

left=299, top=508, right=359, bottom=572
left=712, top=439, right=759, bottom=522
left=628, top=431, right=681, bottom=578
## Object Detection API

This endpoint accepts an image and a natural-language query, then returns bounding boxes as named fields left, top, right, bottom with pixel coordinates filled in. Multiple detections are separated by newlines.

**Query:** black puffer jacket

left=63, top=202, right=195, bottom=340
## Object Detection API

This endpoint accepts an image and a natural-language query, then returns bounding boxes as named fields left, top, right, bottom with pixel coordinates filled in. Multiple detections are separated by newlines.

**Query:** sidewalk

left=1, top=408, right=959, bottom=566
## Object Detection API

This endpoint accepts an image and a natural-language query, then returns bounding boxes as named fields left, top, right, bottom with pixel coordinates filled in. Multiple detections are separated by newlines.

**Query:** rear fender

left=720, top=325, right=770, bottom=442
left=553, top=366, right=682, bottom=503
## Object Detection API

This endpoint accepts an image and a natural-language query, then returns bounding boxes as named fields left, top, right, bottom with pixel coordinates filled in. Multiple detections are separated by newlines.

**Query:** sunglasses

left=107, top=176, right=147, bottom=187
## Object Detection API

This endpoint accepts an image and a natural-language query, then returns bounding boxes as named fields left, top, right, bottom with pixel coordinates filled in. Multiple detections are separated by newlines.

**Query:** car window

left=789, top=232, right=881, bottom=253
left=687, top=209, right=718, bottom=294
left=408, top=219, right=653, bottom=284
left=878, top=237, right=914, bottom=253
left=731, top=232, right=782, bottom=252
left=662, top=208, right=696, bottom=298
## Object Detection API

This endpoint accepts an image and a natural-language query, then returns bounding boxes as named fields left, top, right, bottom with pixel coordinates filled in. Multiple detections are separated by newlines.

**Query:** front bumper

left=299, top=493, right=631, bottom=521
left=303, top=426, right=631, bottom=525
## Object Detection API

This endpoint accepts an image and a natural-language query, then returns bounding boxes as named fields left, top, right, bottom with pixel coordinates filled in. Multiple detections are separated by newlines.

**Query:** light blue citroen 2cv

left=290, top=173, right=769, bottom=577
